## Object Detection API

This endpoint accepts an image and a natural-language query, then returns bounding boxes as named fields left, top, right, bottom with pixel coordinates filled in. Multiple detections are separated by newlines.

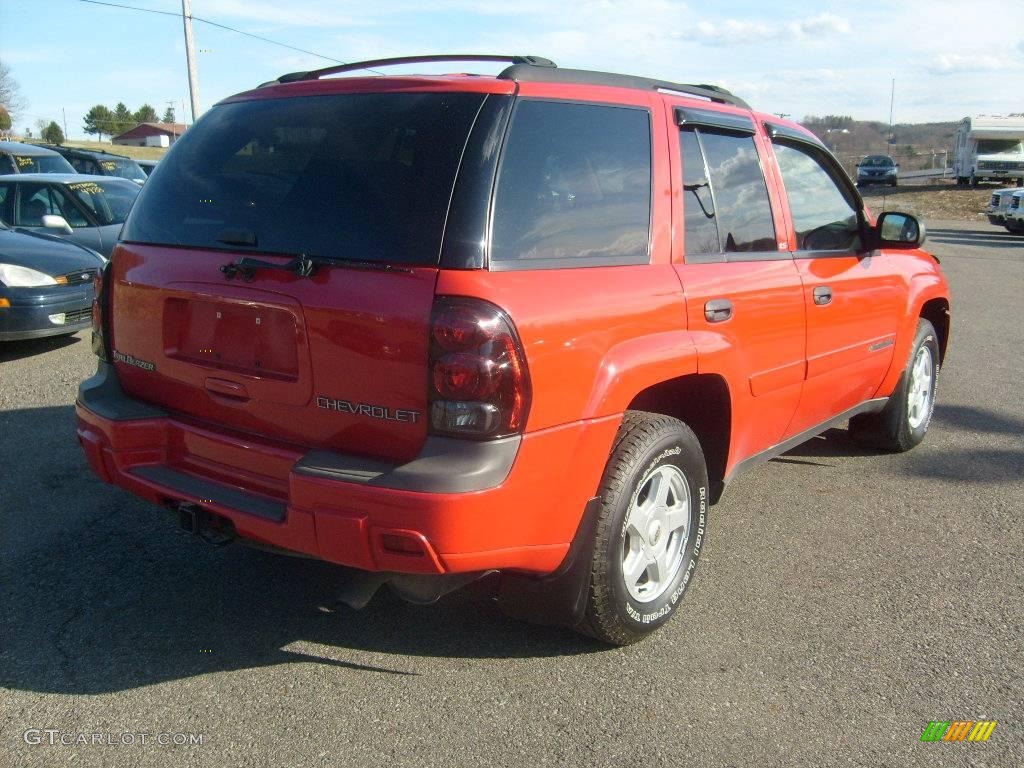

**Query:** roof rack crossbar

left=496, top=64, right=749, bottom=109
left=263, top=55, right=748, bottom=110
left=270, top=54, right=556, bottom=85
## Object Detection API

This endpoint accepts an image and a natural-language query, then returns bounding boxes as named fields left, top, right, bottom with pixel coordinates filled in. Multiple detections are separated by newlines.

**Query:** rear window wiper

left=220, top=253, right=411, bottom=281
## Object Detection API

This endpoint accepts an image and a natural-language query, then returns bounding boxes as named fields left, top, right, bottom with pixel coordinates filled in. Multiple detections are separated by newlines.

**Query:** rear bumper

left=75, top=363, right=619, bottom=576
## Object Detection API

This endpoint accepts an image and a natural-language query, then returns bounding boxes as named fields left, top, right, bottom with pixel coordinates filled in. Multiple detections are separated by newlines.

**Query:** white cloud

left=697, top=13, right=851, bottom=45
left=933, top=54, right=1004, bottom=74
left=791, top=13, right=851, bottom=37
left=696, top=19, right=777, bottom=44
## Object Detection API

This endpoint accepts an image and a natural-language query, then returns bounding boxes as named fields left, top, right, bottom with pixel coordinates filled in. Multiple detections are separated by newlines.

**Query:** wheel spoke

left=652, top=471, right=672, bottom=507
left=663, top=504, right=689, bottom=535
left=622, top=551, right=648, bottom=587
left=650, top=548, right=671, bottom=585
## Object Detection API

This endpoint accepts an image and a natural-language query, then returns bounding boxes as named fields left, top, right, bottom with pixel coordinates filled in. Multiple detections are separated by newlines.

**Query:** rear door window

left=679, top=128, right=777, bottom=262
left=121, top=92, right=487, bottom=266
left=490, top=100, right=652, bottom=269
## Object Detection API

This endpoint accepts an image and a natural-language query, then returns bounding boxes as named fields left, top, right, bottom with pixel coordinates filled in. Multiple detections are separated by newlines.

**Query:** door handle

left=813, top=286, right=833, bottom=306
left=204, top=377, right=250, bottom=402
left=704, top=299, right=733, bottom=323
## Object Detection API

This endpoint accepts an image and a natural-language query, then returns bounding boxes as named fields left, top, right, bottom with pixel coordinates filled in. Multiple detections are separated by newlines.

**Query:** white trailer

left=954, top=115, right=1024, bottom=186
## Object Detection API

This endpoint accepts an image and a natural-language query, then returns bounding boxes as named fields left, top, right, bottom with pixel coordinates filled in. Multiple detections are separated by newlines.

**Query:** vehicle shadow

left=926, top=228, right=1023, bottom=248
left=0, top=333, right=82, bottom=363
left=0, top=405, right=600, bottom=696
left=774, top=404, right=1023, bottom=484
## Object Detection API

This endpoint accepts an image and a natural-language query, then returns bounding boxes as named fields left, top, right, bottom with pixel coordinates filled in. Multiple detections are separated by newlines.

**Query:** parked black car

left=856, top=155, right=899, bottom=187
left=0, top=141, right=76, bottom=175
left=38, top=145, right=147, bottom=184
left=136, top=159, right=159, bottom=177
left=0, top=173, right=141, bottom=258
left=0, top=218, right=104, bottom=341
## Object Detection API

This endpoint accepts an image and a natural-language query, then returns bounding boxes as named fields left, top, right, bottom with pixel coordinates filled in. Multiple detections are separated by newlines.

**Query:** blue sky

left=2, top=0, right=1022, bottom=138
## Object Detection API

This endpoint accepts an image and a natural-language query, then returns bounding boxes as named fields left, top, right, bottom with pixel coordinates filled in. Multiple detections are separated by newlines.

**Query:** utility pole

left=181, top=0, right=201, bottom=122
left=887, top=77, right=895, bottom=149
left=62, top=108, right=68, bottom=141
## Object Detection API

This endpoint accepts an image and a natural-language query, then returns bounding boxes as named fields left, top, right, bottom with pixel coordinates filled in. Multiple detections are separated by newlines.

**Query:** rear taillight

left=91, top=262, right=111, bottom=361
left=428, top=297, right=531, bottom=439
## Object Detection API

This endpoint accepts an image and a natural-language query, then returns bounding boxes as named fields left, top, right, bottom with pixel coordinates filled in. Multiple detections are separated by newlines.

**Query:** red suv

left=76, top=55, right=950, bottom=645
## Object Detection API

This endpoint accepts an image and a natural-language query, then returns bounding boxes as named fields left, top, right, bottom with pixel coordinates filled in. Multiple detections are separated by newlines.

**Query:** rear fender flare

left=583, top=331, right=699, bottom=419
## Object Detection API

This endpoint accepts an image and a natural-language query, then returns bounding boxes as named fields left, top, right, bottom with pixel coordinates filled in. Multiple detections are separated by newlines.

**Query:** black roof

left=35, top=144, right=133, bottom=161
left=265, top=54, right=750, bottom=110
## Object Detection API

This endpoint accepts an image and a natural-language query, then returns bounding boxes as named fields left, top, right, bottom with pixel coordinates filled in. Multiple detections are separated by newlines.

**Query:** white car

left=985, top=187, right=1024, bottom=225
left=1003, top=190, right=1024, bottom=233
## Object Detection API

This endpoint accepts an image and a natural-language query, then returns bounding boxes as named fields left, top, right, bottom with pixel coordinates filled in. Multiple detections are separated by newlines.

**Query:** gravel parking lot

left=1, top=220, right=1021, bottom=767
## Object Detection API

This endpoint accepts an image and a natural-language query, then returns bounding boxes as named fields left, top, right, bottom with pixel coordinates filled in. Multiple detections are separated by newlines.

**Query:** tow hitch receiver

left=166, top=500, right=236, bottom=547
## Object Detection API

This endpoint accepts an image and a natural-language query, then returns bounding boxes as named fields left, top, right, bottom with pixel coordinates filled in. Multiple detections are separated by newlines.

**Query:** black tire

left=890, top=178, right=897, bottom=187
left=849, top=319, right=939, bottom=452
left=580, top=411, right=709, bottom=646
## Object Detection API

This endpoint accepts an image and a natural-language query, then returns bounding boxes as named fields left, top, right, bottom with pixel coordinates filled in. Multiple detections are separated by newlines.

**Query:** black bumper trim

left=77, top=361, right=167, bottom=421
left=79, top=362, right=521, bottom=495
left=294, top=435, right=521, bottom=494
left=130, top=465, right=287, bottom=522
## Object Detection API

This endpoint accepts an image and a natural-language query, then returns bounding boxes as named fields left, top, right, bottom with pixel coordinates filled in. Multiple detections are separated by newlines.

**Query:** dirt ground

left=861, top=182, right=1000, bottom=222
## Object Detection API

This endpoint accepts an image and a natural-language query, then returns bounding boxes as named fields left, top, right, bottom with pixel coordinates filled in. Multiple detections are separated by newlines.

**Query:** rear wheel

left=580, top=411, right=708, bottom=646
left=850, top=319, right=939, bottom=452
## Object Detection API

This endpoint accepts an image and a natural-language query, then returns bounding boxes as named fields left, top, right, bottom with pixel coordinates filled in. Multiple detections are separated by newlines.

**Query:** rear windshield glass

left=121, top=92, right=486, bottom=265
left=66, top=179, right=141, bottom=225
left=13, top=154, right=76, bottom=174
left=101, top=158, right=147, bottom=182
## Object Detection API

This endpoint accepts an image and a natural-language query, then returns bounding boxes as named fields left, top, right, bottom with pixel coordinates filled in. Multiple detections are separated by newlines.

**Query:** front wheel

left=850, top=319, right=939, bottom=452
left=580, top=412, right=709, bottom=646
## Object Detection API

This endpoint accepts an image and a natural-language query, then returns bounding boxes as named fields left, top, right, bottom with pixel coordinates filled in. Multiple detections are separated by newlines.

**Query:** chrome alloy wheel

left=907, top=344, right=935, bottom=430
left=621, top=464, right=691, bottom=603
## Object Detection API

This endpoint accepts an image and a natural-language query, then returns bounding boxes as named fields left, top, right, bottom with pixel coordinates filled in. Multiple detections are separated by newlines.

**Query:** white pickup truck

left=954, top=115, right=1024, bottom=186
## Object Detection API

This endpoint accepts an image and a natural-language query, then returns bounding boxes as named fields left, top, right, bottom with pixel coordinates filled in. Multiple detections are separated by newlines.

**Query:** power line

left=75, top=0, right=383, bottom=72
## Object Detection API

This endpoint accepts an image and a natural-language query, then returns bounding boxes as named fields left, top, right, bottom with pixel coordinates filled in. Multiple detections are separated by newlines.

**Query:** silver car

left=0, top=173, right=140, bottom=258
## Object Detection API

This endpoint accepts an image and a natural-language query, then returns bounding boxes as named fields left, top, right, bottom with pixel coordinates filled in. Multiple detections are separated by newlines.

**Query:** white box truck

left=954, top=115, right=1024, bottom=186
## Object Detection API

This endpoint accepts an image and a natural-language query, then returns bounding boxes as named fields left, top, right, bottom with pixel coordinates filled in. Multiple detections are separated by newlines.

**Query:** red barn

left=112, top=122, right=188, bottom=148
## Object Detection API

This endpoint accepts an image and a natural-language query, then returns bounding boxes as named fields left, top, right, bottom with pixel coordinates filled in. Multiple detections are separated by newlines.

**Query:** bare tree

left=0, top=59, right=28, bottom=123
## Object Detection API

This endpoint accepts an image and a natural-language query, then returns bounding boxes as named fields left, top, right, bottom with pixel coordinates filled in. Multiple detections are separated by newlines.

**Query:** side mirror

left=41, top=214, right=73, bottom=235
left=876, top=211, right=925, bottom=249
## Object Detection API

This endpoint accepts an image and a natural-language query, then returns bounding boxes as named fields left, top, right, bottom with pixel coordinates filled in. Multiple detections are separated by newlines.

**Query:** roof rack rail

left=268, top=54, right=556, bottom=86
left=262, top=54, right=749, bottom=110
left=496, top=64, right=750, bottom=109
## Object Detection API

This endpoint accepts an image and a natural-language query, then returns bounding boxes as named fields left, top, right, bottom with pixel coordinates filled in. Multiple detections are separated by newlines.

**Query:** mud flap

left=496, top=497, right=601, bottom=629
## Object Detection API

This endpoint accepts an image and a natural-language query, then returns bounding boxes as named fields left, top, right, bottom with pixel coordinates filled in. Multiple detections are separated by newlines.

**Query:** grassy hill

left=57, top=139, right=168, bottom=161
left=801, top=116, right=958, bottom=175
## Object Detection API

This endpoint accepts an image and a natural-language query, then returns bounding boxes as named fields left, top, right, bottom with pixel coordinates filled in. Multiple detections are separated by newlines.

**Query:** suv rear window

left=490, top=100, right=652, bottom=269
left=121, top=92, right=486, bottom=265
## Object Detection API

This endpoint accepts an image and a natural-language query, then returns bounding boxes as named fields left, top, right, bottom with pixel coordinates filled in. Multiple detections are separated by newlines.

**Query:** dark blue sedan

left=0, top=174, right=140, bottom=258
left=0, top=219, right=105, bottom=341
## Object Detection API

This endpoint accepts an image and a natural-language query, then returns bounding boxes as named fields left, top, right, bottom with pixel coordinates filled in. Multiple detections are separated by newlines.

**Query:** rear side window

left=490, top=100, right=651, bottom=269
left=121, top=92, right=486, bottom=265
left=679, top=128, right=776, bottom=262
